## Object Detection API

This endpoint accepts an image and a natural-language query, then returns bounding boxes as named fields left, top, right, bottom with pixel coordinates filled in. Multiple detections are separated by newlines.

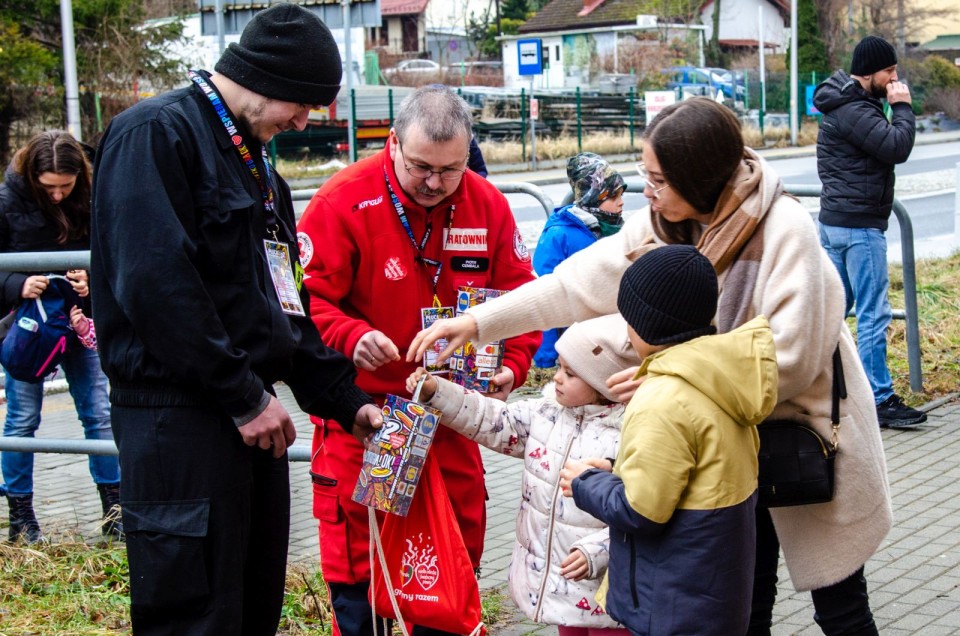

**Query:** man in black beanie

left=813, top=35, right=923, bottom=429
left=560, top=244, right=778, bottom=635
left=90, top=4, right=383, bottom=634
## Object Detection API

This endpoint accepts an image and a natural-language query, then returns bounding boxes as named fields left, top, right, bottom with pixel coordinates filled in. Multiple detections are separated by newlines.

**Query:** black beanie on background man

left=215, top=3, right=342, bottom=106
left=850, top=35, right=897, bottom=77
left=617, top=244, right=718, bottom=345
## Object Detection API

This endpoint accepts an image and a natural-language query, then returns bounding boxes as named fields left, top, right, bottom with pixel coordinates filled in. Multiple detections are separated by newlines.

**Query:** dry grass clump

left=888, top=250, right=960, bottom=404
left=480, top=130, right=639, bottom=165
left=742, top=120, right=819, bottom=149
left=0, top=539, right=131, bottom=633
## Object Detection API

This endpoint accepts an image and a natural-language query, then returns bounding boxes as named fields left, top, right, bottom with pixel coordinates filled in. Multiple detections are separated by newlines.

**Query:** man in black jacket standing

left=90, top=5, right=382, bottom=634
left=814, top=35, right=924, bottom=430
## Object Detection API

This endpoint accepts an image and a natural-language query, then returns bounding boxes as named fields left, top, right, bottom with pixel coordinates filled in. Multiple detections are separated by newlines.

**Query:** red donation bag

left=369, top=457, right=484, bottom=635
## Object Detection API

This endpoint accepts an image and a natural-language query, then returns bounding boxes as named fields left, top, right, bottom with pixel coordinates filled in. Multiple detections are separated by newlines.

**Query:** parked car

left=703, top=67, right=747, bottom=100
left=662, top=66, right=743, bottom=101
left=384, top=59, right=442, bottom=78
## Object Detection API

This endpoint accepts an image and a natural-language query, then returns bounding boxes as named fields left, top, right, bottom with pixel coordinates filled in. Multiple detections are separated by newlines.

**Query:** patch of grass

left=888, top=250, right=960, bottom=405
left=0, top=539, right=131, bottom=633
left=0, top=544, right=505, bottom=634
left=481, top=586, right=508, bottom=628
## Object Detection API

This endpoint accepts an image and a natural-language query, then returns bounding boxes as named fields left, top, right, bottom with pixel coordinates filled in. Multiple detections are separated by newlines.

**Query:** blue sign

left=805, top=85, right=820, bottom=116
left=517, top=39, right=543, bottom=76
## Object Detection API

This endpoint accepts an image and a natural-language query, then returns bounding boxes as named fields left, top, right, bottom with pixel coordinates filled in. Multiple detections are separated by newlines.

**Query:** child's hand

left=69, top=306, right=90, bottom=337
left=605, top=365, right=645, bottom=403
left=583, top=457, right=614, bottom=473
left=559, top=549, right=589, bottom=581
left=559, top=458, right=595, bottom=497
left=405, top=368, right=438, bottom=402
left=65, top=269, right=89, bottom=297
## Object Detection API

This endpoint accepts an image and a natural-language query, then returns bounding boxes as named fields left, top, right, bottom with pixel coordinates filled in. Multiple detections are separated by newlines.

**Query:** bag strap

left=368, top=507, right=411, bottom=636
left=830, top=345, right=845, bottom=451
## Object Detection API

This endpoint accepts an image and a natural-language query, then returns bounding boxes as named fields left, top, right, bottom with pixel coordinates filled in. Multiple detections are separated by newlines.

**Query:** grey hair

left=394, top=85, right=473, bottom=143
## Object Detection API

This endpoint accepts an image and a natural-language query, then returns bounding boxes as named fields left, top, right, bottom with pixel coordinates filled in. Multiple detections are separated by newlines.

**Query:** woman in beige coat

left=408, top=97, right=891, bottom=635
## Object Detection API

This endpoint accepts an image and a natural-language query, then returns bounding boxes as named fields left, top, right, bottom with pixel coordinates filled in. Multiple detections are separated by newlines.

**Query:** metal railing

left=562, top=179, right=922, bottom=392
left=0, top=179, right=923, bottom=458
left=291, top=181, right=555, bottom=219
left=0, top=181, right=555, bottom=459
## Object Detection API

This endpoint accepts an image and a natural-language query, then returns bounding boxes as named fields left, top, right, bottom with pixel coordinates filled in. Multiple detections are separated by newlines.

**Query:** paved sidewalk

left=3, top=386, right=959, bottom=635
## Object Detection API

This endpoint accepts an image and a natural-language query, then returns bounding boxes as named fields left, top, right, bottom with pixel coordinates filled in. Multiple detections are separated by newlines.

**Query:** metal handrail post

left=0, top=251, right=90, bottom=270
left=494, top=182, right=555, bottom=218
left=0, top=437, right=313, bottom=462
left=891, top=198, right=922, bottom=392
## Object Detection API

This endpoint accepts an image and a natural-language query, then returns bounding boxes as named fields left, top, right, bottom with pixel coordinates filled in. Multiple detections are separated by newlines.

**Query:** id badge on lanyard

left=421, top=298, right=454, bottom=374
left=264, top=240, right=306, bottom=316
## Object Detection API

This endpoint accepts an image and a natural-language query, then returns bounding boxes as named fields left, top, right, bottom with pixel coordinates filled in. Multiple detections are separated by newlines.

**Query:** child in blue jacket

left=532, top=152, right=626, bottom=369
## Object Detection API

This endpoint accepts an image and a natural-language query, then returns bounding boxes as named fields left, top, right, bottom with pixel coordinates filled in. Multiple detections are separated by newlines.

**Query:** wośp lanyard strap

left=384, top=170, right=455, bottom=297
left=189, top=70, right=279, bottom=237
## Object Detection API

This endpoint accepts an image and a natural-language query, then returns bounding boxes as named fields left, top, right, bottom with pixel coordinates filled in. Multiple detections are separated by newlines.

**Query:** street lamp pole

left=789, top=0, right=798, bottom=146
left=60, top=0, right=82, bottom=141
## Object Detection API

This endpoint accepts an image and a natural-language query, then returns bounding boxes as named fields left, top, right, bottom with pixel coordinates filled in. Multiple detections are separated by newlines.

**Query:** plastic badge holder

left=352, top=376, right=442, bottom=516
left=448, top=287, right=506, bottom=392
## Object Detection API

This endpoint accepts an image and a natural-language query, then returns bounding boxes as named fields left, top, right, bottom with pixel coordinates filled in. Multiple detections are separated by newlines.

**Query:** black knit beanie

left=617, top=245, right=718, bottom=346
left=215, top=3, right=342, bottom=106
left=850, top=35, right=897, bottom=77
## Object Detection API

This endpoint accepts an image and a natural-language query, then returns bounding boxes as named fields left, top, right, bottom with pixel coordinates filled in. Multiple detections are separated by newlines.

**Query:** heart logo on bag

left=415, top=562, right=439, bottom=590
left=400, top=563, right=415, bottom=587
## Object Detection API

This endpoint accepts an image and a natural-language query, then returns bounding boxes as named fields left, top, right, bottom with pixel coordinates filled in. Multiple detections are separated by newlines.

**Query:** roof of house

left=381, top=0, right=430, bottom=16
left=519, top=0, right=671, bottom=33
left=922, top=34, right=960, bottom=51
left=518, top=0, right=787, bottom=34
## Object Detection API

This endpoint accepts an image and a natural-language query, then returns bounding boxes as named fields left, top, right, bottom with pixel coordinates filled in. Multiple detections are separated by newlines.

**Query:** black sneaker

left=876, top=394, right=927, bottom=429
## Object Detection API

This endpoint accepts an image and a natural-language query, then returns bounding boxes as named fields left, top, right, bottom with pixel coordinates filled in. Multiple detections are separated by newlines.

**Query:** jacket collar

left=191, top=70, right=261, bottom=155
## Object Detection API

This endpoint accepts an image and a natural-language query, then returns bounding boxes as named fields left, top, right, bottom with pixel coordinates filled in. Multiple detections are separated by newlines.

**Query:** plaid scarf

left=643, top=149, right=786, bottom=333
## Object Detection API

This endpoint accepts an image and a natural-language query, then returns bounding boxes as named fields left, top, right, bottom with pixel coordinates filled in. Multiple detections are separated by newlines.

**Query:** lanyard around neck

left=189, top=70, right=279, bottom=237
left=383, top=170, right=455, bottom=295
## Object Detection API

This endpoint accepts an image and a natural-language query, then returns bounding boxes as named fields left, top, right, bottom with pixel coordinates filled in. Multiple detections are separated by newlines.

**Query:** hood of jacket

left=814, top=70, right=878, bottom=115
left=1, top=165, right=31, bottom=203
left=637, top=315, right=778, bottom=427
left=543, top=204, right=597, bottom=231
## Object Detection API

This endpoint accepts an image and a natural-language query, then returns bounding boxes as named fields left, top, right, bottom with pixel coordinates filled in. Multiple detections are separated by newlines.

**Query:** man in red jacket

left=297, top=85, right=539, bottom=635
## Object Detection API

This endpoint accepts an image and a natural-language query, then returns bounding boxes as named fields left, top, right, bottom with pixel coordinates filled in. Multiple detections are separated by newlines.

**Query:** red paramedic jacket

left=297, top=138, right=539, bottom=585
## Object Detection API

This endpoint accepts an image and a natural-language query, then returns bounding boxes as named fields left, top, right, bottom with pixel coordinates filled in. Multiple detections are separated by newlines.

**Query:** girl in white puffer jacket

left=406, top=315, right=632, bottom=634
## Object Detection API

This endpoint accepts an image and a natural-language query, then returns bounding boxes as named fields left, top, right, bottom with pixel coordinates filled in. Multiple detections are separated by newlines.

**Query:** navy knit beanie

left=850, top=35, right=897, bottom=76
left=215, top=3, right=342, bottom=106
left=617, top=245, right=718, bottom=345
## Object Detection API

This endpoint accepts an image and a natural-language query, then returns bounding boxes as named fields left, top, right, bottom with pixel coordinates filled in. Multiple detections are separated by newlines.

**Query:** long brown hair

left=643, top=98, right=744, bottom=214
left=11, top=130, right=92, bottom=244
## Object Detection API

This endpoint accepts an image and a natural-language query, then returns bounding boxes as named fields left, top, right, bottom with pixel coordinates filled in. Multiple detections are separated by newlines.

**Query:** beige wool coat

left=467, top=154, right=892, bottom=591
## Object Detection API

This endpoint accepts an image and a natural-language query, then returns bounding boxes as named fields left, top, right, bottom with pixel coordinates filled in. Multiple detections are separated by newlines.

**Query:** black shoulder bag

left=757, top=346, right=845, bottom=508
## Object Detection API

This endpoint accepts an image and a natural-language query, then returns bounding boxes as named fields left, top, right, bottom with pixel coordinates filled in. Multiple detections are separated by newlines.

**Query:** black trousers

left=748, top=506, right=879, bottom=636
left=112, top=404, right=290, bottom=636
left=328, top=581, right=459, bottom=636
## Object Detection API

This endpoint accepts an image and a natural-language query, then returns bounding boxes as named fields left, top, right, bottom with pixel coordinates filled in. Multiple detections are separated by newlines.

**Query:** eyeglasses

left=636, top=163, right=671, bottom=200
left=398, top=142, right=467, bottom=181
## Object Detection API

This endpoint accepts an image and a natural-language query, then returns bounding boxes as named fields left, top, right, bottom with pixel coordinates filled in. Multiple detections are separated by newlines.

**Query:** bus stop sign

left=517, top=39, right=543, bottom=76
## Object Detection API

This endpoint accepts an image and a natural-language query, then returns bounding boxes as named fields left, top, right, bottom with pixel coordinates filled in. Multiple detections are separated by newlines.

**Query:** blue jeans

left=2, top=344, right=119, bottom=496
left=819, top=224, right=893, bottom=405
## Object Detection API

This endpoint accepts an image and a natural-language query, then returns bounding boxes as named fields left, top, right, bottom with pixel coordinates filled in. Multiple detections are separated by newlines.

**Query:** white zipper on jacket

left=533, top=409, right=584, bottom=623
